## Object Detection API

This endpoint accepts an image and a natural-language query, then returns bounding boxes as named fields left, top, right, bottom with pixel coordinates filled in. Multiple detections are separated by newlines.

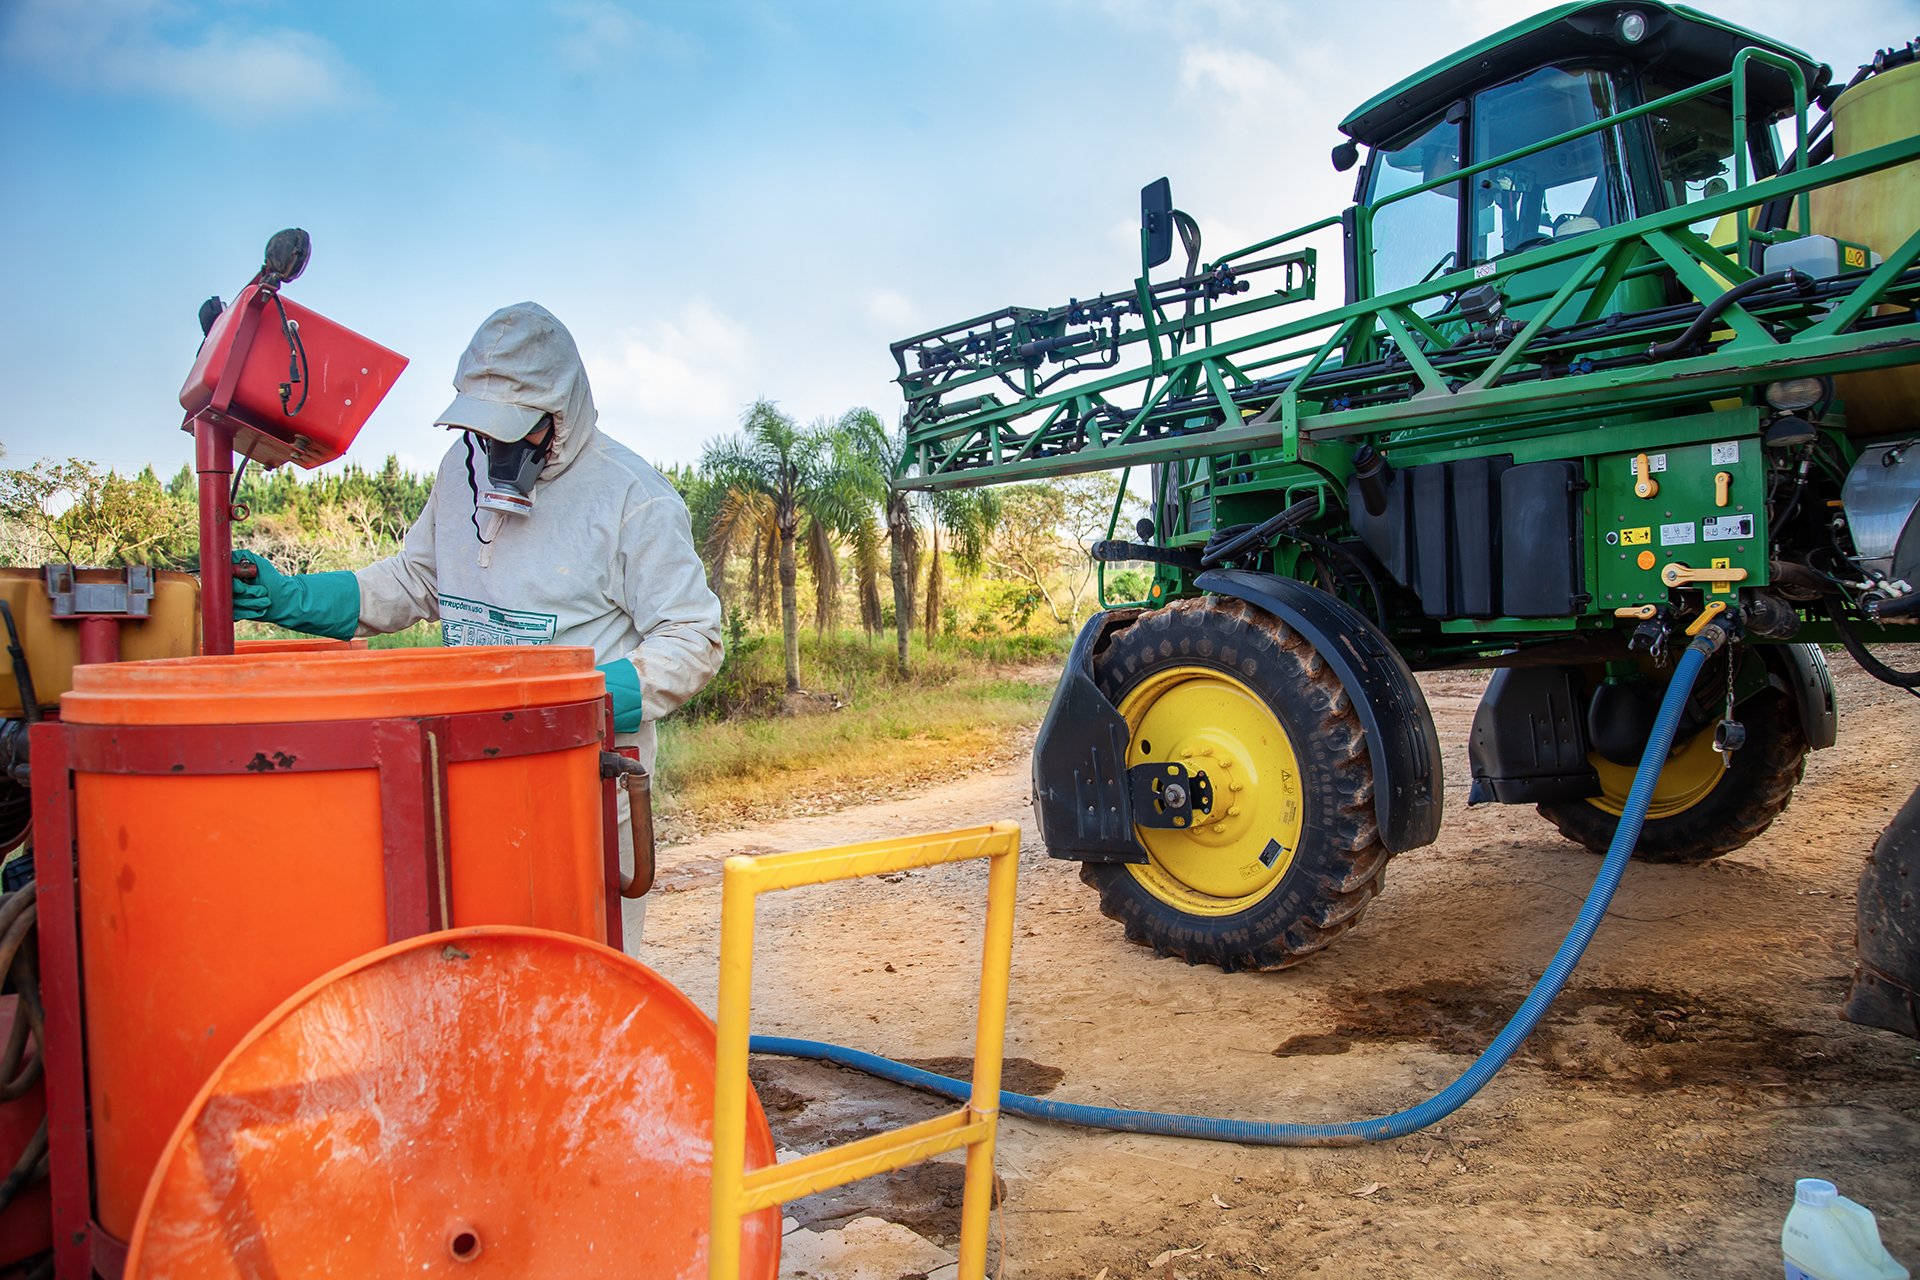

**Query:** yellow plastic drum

left=1811, top=61, right=1920, bottom=434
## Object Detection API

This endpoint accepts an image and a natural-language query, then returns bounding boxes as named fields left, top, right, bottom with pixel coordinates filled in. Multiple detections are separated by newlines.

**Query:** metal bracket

left=1128, top=761, right=1213, bottom=829
left=43, top=564, right=156, bottom=618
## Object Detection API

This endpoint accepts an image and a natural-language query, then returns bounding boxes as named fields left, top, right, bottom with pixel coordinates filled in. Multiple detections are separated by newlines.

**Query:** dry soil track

left=635, top=661, right=1920, bottom=1279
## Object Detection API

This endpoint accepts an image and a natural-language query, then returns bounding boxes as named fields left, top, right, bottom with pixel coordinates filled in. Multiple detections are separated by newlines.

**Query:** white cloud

left=1, top=0, right=362, bottom=115
left=550, top=1, right=694, bottom=74
left=1179, top=45, right=1301, bottom=112
left=582, top=299, right=759, bottom=463
left=866, top=290, right=919, bottom=331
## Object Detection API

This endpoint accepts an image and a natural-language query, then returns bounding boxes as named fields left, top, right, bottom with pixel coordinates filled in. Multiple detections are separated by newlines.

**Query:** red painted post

left=30, top=726, right=92, bottom=1280
left=371, top=718, right=451, bottom=942
left=194, top=418, right=236, bottom=657
left=74, top=619, right=119, bottom=667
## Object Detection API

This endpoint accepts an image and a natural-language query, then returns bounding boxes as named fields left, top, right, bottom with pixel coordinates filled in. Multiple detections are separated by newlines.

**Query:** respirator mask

left=465, top=414, right=552, bottom=555
left=475, top=419, right=552, bottom=518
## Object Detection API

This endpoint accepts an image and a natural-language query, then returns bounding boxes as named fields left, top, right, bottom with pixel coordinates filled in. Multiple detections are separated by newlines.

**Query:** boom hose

left=751, top=623, right=1730, bottom=1145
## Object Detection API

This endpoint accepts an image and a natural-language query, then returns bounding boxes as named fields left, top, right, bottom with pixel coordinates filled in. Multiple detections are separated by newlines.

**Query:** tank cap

left=1795, top=1178, right=1838, bottom=1207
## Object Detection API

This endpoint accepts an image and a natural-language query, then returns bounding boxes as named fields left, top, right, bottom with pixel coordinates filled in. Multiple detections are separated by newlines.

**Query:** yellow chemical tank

left=1811, top=60, right=1920, bottom=435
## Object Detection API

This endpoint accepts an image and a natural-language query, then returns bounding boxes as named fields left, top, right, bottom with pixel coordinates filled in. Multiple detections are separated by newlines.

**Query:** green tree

left=987, top=473, right=1133, bottom=627
left=842, top=411, right=998, bottom=673
left=702, top=401, right=881, bottom=693
left=0, top=459, right=195, bottom=567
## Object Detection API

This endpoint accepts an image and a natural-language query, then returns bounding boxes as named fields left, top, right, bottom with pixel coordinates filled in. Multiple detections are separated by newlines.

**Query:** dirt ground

left=635, top=660, right=1920, bottom=1279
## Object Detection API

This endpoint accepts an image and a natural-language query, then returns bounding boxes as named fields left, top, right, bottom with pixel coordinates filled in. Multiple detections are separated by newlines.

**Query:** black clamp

left=1128, top=762, right=1213, bottom=830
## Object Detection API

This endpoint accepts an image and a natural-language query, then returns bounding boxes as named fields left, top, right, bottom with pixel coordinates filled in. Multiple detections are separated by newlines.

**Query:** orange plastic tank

left=57, top=646, right=614, bottom=1241
left=127, top=928, right=781, bottom=1279
left=232, top=636, right=368, bottom=654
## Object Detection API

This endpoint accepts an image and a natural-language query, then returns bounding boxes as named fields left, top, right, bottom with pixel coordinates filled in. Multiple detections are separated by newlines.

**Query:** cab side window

left=1365, top=115, right=1463, bottom=308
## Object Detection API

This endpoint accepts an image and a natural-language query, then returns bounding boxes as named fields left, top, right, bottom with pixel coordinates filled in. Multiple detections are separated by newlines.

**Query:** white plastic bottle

left=1782, top=1178, right=1910, bottom=1280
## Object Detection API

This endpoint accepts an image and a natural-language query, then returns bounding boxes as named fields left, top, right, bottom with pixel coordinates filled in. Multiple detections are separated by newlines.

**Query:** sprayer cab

left=1345, top=2, right=1829, bottom=301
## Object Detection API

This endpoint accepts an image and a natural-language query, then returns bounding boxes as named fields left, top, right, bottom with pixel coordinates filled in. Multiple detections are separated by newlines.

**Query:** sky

left=0, top=0, right=1911, bottom=481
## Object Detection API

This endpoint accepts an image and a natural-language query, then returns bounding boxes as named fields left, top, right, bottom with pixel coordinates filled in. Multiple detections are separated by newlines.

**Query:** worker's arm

left=230, top=551, right=360, bottom=640
left=353, top=480, right=443, bottom=635
left=607, top=490, right=723, bottom=732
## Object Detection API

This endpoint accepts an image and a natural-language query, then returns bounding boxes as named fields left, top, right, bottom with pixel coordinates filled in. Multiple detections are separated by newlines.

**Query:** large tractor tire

left=1537, top=675, right=1808, bottom=864
left=1079, top=596, right=1390, bottom=971
left=1846, top=779, right=1920, bottom=1040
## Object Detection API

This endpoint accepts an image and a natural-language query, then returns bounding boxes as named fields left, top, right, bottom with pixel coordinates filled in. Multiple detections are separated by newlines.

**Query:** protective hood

left=434, top=302, right=598, bottom=479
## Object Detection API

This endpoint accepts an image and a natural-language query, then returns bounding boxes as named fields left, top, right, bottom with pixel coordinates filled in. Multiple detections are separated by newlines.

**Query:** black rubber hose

left=1199, top=497, right=1320, bottom=567
left=0, top=603, right=39, bottom=724
left=0, top=1118, right=46, bottom=1216
left=1647, top=270, right=1814, bottom=359
left=1828, top=601, right=1920, bottom=687
left=0, top=888, right=43, bottom=1103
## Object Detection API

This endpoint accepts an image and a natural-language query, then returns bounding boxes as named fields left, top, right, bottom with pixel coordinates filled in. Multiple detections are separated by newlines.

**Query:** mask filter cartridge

left=476, top=421, right=551, bottom=518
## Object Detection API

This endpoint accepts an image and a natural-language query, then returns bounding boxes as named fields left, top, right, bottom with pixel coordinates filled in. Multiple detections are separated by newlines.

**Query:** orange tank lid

left=60, top=645, right=606, bottom=725
left=126, top=927, right=782, bottom=1279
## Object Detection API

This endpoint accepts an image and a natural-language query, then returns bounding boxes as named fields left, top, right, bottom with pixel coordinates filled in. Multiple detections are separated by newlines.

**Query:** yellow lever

left=1661, top=562, right=1749, bottom=588
left=1634, top=453, right=1659, bottom=499
left=1614, top=604, right=1659, bottom=620
left=1714, top=471, right=1732, bottom=507
left=1686, top=600, right=1729, bottom=635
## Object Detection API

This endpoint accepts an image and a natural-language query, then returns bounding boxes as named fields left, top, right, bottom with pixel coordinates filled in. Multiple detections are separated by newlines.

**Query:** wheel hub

left=1116, top=665, right=1306, bottom=913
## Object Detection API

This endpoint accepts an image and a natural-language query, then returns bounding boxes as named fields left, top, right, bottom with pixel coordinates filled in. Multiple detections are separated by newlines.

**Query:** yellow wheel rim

left=1116, top=665, right=1306, bottom=916
left=1587, top=723, right=1725, bottom=820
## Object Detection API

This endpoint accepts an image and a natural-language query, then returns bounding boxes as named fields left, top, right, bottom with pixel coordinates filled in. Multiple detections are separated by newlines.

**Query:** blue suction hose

left=749, top=622, right=1731, bottom=1146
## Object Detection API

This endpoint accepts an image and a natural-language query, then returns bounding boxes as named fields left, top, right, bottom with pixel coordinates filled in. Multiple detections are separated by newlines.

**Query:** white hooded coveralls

left=354, top=303, right=722, bottom=938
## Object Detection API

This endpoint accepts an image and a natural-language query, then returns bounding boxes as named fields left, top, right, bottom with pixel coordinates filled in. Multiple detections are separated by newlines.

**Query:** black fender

left=1030, top=609, right=1147, bottom=863
left=1197, top=570, right=1443, bottom=853
left=1766, top=642, right=1837, bottom=751
left=1029, top=575, right=1444, bottom=862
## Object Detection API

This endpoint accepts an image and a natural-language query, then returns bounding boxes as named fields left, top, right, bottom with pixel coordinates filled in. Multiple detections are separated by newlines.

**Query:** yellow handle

left=1686, top=601, right=1729, bottom=635
left=1661, top=562, right=1749, bottom=588
left=1634, top=453, right=1660, bottom=499
left=1614, top=604, right=1659, bottom=620
left=1714, top=471, right=1732, bottom=507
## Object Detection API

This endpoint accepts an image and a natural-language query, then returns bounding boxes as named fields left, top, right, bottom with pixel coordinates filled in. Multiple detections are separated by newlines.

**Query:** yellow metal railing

left=708, top=822, right=1022, bottom=1280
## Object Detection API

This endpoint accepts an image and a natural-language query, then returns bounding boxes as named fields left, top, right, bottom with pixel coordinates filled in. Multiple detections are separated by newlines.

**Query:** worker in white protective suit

left=231, top=303, right=723, bottom=945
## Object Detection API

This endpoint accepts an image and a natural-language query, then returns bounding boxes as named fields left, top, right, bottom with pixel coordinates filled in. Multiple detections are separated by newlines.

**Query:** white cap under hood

left=434, top=302, right=598, bottom=478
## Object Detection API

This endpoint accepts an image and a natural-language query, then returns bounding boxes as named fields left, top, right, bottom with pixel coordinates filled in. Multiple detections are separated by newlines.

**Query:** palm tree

left=702, top=401, right=885, bottom=693
left=920, top=485, right=999, bottom=645
left=842, top=411, right=999, bottom=675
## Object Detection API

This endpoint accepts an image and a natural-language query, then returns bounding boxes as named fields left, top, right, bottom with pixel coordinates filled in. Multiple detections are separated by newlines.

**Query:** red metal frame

left=33, top=696, right=617, bottom=1279
left=193, top=419, right=237, bottom=658
left=189, top=290, right=267, bottom=659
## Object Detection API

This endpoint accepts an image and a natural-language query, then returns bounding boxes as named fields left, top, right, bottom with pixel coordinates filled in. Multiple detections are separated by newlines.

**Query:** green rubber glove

left=230, top=550, right=361, bottom=641
left=597, top=659, right=643, bottom=734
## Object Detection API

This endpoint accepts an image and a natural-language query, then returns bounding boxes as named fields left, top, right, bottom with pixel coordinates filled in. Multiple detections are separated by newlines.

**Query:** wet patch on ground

left=748, top=1055, right=1050, bottom=1243
left=1273, top=979, right=1856, bottom=1093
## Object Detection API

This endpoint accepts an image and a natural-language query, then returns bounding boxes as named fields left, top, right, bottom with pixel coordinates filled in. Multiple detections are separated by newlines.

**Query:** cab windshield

left=1362, top=63, right=1635, bottom=299
left=1469, top=66, right=1632, bottom=261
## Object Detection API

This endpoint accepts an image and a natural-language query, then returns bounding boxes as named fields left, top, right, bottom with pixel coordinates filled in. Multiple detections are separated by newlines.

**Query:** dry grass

left=654, top=665, right=1060, bottom=840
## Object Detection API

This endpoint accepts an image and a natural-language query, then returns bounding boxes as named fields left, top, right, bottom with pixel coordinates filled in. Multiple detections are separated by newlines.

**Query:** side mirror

left=1141, top=177, right=1174, bottom=269
left=1331, top=140, right=1361, bottom=172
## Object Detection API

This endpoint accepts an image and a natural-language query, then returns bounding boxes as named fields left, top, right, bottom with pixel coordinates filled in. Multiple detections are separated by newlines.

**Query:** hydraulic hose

left=751, top=621, right=1731, bottom=1146
left=1646, top=270, right=1813, bottom=360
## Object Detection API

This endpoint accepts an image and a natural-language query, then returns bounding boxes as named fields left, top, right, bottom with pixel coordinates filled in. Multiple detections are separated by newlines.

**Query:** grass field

left=655, top=628, right=1065, bottom=837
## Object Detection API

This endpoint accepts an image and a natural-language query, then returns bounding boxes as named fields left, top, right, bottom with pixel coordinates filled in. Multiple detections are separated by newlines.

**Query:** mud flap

left=1030, top=610, right=1148, bottom=863
left=1846, top=780, right=1920, bottom=1040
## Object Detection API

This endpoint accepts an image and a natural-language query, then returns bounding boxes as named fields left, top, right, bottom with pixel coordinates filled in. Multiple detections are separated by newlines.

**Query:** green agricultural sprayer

left=889, top=2, right=1920, bottom=1034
